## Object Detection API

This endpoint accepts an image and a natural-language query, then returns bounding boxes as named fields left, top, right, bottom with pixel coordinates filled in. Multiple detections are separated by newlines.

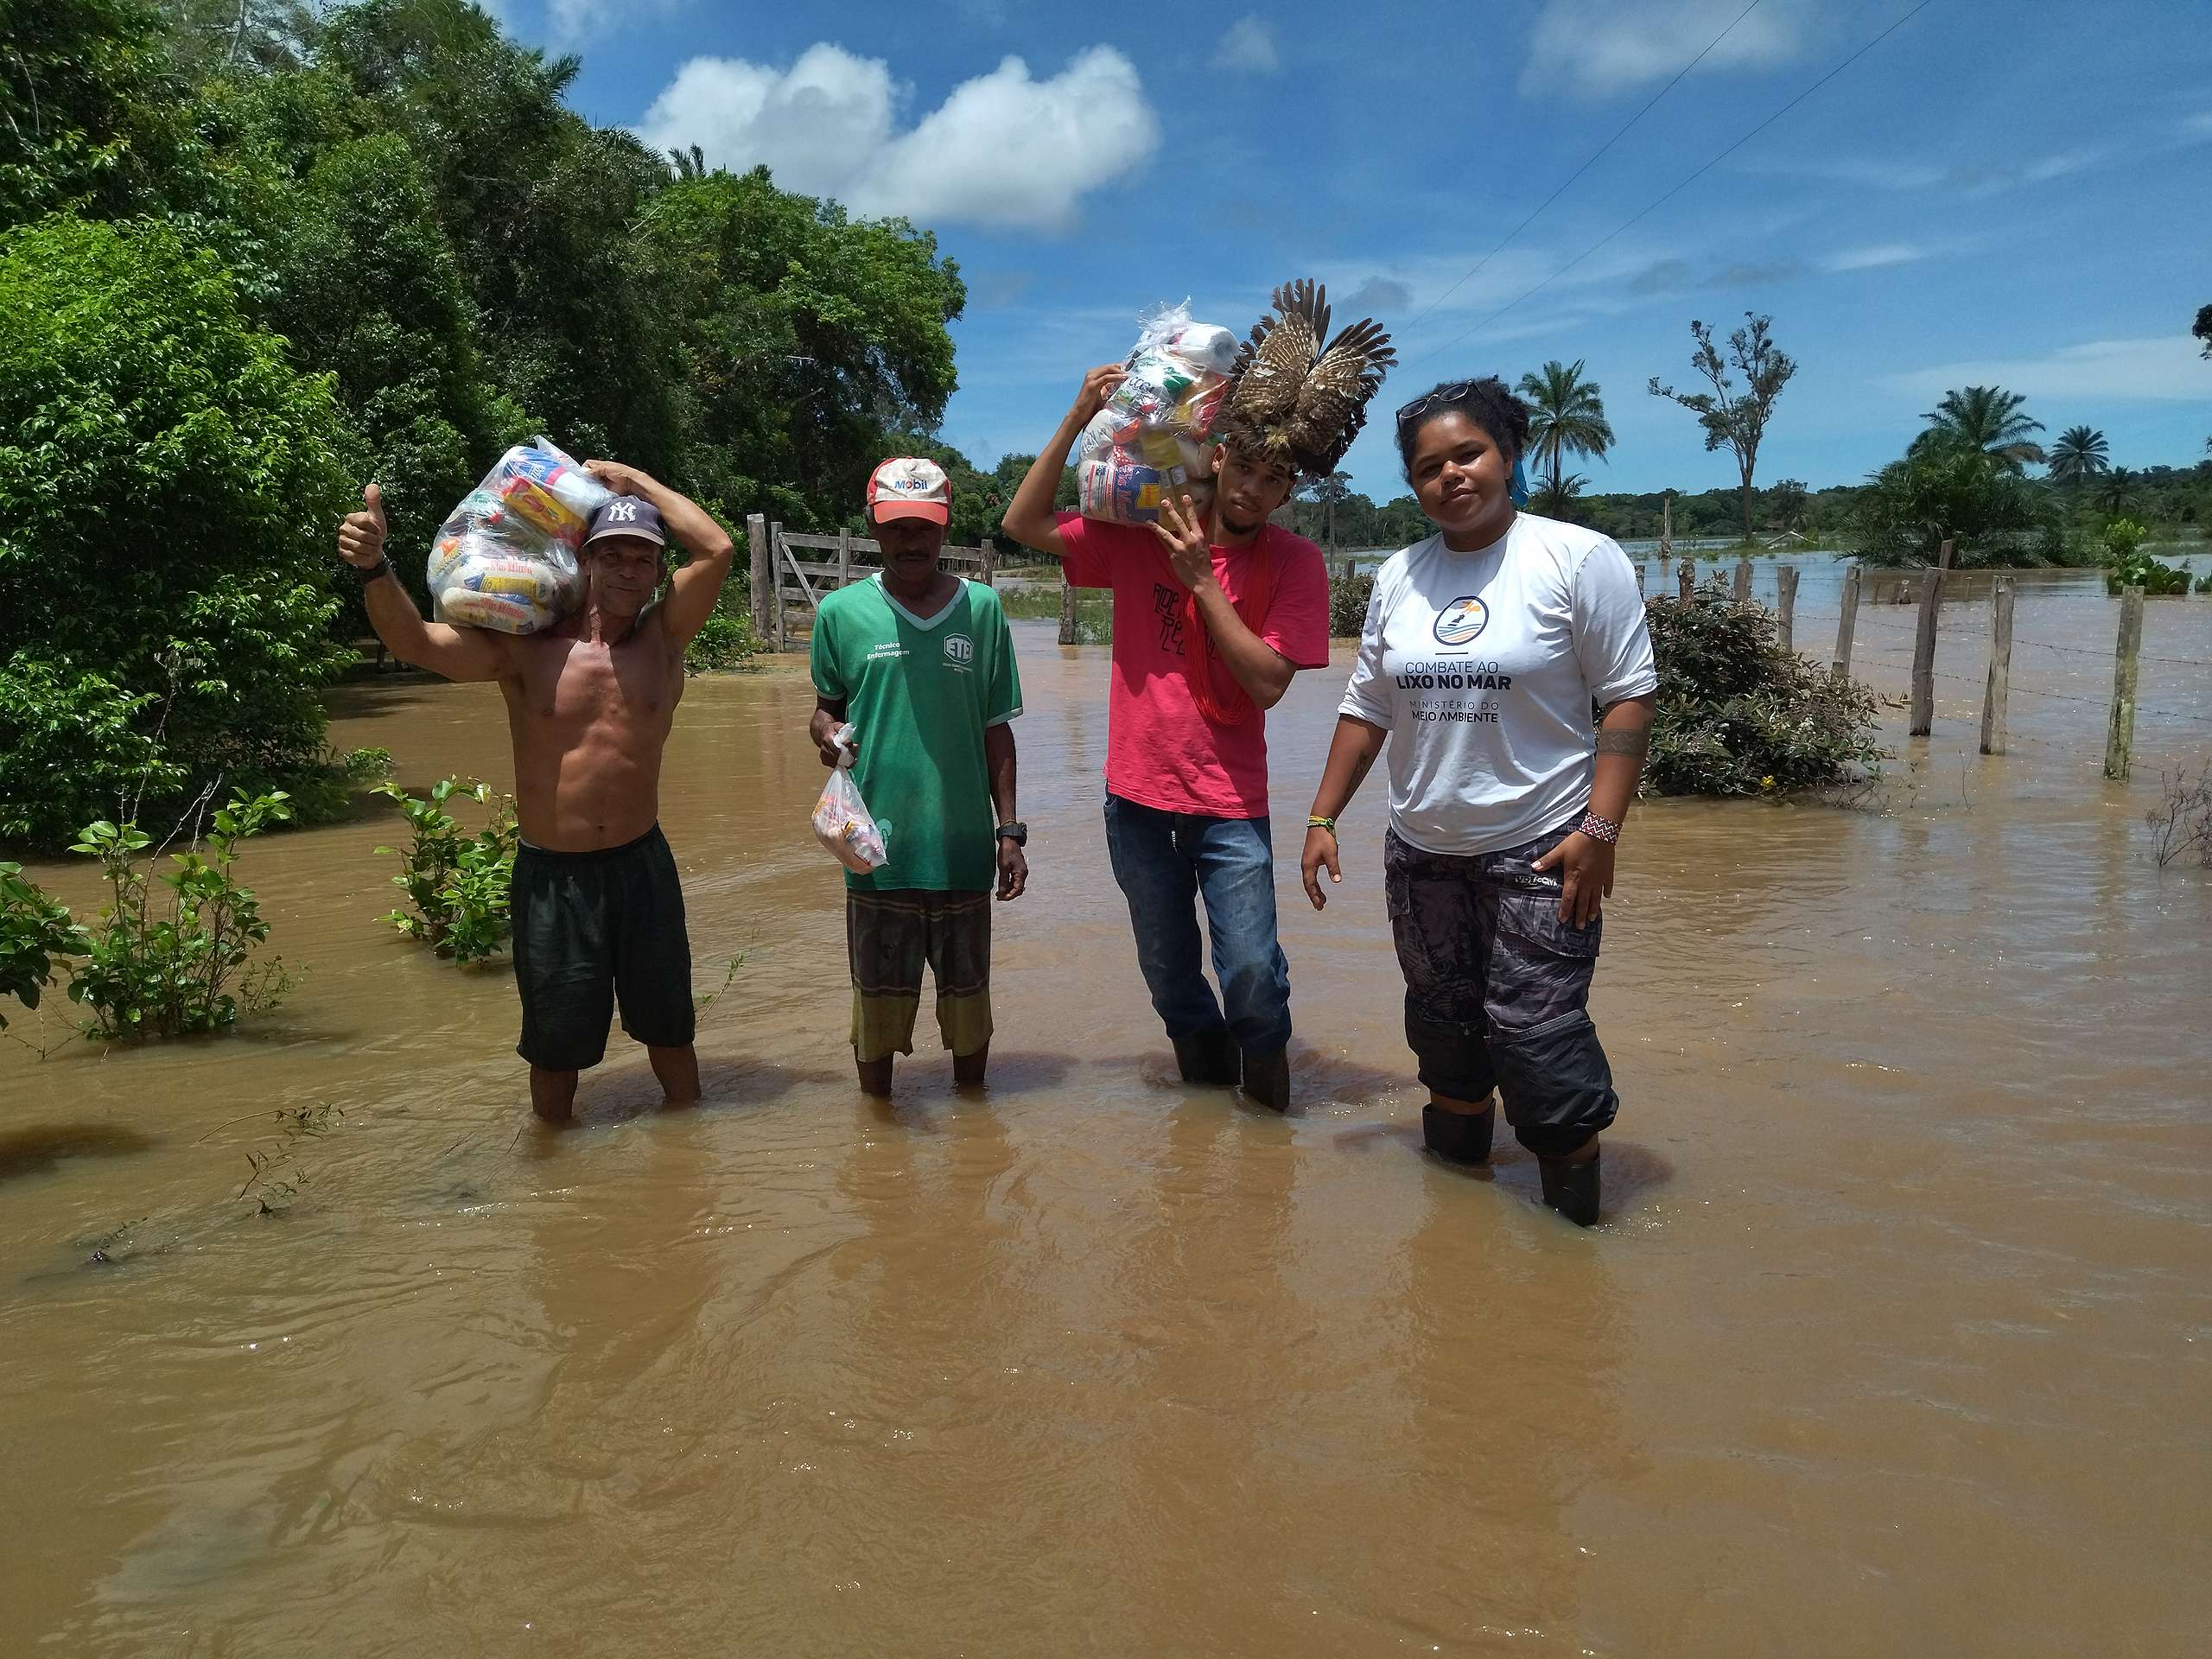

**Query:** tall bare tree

left=1649, top=312, right=1796, bottom=543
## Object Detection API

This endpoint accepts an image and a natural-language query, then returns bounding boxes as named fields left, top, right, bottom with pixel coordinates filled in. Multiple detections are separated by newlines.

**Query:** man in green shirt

left=808, top=457, right=1027, bottom=1095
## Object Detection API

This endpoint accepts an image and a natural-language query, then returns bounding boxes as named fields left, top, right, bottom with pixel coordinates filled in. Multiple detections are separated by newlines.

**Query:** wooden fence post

left=1058, top=576, right=1078, bottom=645
left=747, top=513, right=771, bottom=641
left=1776, top=564, right=1798, bottom=655
left=770, top=521, right=787, bottom=653
left=1660, top=494, right=1673, bottom=562
left=1677, top=556, right=1694, bottom=604
left=838, top=527, right=852, bottom=592
left=1635, top=559, right=1646, bottom=595
left=1980, top=574, right=2016, bottom=756
left=2104, top=585, right=2145, bottom=780
left=1732, top=558, right=1752, bottom=603
left=1907, top=539, right=1954, bottom=736
left=1832, top=564, right=1862, bottom=680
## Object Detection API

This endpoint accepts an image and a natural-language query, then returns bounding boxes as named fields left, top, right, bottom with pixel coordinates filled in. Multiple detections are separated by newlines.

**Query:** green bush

left=0, top=656, right=186, bottom=846
left=67, top=790, right=296, bottom=1039
left=2101, top=518, right=2149, bottom=562
left=1, top=861, right=86, bottom=1033
left=1643, top=582, right=1881, bottom=797
left=684, top=610, right=758, bottom=673
left=1330, top=570, right=1375, bottom=638
left=372, top=779, right=519, bottom=963
left=1850, top=442, right=2057, bottom=569
left=0, top=213, right=358, bottom=849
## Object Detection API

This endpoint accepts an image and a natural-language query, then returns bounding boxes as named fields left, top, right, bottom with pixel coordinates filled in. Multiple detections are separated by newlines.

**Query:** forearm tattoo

left=1595, top=728, right=1651, bottom=758
left=1348, top=749, right=1376, bottom=790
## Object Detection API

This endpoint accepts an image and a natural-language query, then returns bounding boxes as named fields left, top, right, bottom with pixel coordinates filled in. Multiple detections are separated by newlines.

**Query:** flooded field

left=3, top=568, right=2208, bottom=1655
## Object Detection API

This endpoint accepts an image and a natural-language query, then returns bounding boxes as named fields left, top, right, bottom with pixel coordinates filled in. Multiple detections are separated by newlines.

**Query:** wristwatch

left=353, top=555, right=392, bottom=585
left=996, top=822, right=1028, bottom=846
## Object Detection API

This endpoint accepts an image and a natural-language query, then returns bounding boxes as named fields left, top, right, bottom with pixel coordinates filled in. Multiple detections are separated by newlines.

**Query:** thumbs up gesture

left=338, top=482, right=388, bottom=569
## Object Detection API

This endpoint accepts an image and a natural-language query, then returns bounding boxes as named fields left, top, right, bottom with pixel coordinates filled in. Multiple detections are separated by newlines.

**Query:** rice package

left=426, top=437, right=610, bottom=634
left=1077, top=302, right=1239, bottom=525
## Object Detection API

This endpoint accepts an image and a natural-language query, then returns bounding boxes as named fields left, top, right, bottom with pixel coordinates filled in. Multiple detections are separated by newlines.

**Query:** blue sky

left=503, top=0, right=2210, bottom=502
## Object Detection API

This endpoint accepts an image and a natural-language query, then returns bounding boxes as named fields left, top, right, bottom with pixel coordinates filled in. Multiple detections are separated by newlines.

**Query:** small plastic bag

left=1077, top=301, right=1237, bottom=525
left=427, top=437, right=609, bottom=634
left=812, top=724, right=887, bottom=874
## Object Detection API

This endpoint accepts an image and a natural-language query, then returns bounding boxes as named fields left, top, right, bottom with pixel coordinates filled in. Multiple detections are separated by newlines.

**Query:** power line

left=1402, top=0, right=1770, bottom=334
left=1403, top=0, right=1937, bottom=372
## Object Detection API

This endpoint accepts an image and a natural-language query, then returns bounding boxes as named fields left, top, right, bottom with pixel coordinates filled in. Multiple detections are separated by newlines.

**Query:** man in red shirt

left=1002, top=365, right=1330, bottom=1109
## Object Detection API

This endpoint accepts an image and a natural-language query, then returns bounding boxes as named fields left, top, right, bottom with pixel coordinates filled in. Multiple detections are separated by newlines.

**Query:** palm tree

left=668, top=143, right=709, bottom=181
left=1912, top=385, right=2046, bottom=473
left=1529, top=472, right=1588, bottom=520
left=1517, top=359, right=1615, bottom=499
left=2093, top=467, right=2141, bottom=517
left=2046, top=425, right=2110, bottom=484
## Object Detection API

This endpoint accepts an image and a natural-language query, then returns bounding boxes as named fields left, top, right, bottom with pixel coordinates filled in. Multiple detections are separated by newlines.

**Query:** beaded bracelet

left=1577, top=811, right=1621, bottom=845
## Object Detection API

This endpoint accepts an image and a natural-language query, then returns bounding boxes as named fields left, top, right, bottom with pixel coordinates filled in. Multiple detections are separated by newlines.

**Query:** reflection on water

left=1, top=578, right=2208, bottom=1654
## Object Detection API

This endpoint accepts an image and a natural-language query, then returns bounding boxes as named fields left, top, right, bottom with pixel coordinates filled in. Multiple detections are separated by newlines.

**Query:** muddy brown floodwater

left=3, top=563, right=2208, bottom=1656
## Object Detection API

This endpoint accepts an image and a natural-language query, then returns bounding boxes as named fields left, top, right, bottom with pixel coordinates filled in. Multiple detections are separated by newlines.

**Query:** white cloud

left=1521, top=0, right=1821, bottom=99
left=549, top=0, right=681, bottom=45
left=1885, top=338, right=2212, bottom=404
left=1824, top=243, right=1928, bottom=272
left=1213, top=16, right=1281, bottom=76
left=637, top=44, right=1159, bottom=233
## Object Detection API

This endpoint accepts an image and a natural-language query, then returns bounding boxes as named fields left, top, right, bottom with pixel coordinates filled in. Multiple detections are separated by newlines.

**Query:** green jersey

left=810, top=575, right=1023, bottom=892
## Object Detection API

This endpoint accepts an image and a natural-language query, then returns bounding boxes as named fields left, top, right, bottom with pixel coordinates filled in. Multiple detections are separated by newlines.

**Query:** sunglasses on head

left=1395, top=379, right=1484, bottom=430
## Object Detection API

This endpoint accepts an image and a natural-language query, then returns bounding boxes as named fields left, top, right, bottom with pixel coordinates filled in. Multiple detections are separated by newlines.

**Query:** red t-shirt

left=1056, top=511, right=1330, bottom=819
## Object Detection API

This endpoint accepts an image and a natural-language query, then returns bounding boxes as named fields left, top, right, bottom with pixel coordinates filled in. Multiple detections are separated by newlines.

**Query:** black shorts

left=511, top=825, right=695, bottom=1071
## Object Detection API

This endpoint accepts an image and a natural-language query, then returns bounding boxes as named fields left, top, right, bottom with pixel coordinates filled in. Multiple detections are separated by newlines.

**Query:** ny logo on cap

left=607, top=499, right=639, bottom=522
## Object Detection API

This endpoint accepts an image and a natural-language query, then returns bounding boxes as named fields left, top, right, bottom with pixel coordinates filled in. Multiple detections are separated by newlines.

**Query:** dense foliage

left=67, top=789, right=296, bottom=1039
left=0, top=0, right=968, bottom=850
left=1643, top=582, right=1880, bottom=798
left=373, top=777, right=518, bottom=963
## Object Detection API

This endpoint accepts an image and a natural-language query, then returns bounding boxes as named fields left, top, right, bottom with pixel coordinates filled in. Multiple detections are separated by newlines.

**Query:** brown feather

left=1288, top=315, right=1396, bottom=474
left=1226, top=280, right=1328, bottom=428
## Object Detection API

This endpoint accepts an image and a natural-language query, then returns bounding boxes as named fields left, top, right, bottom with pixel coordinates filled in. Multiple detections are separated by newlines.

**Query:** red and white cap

left=866, top=456, right=950, bottom=525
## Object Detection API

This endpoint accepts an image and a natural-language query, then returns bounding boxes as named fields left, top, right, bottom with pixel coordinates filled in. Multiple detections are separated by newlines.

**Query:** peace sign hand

left=1148, top=491, right=1214, bottom=594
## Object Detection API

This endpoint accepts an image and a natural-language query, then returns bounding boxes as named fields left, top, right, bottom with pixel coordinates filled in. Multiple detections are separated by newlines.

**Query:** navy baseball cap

left=583, top=495, right=666, bottom=548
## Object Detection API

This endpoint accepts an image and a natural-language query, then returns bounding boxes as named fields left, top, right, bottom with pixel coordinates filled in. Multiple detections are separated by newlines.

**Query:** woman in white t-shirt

left=1299, top=378, right=1656, bottom=1226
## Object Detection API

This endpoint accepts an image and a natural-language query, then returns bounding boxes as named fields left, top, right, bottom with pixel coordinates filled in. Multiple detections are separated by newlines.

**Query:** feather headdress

left=1217, top=279, right=1396, bottom=478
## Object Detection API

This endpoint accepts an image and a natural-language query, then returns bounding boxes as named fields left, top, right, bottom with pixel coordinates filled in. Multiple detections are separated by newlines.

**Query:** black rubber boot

left=1538, top=1150, right=1601, bottom=1228
left=1173, top=1028, right=1241, bottom=1087
left=1238, top=1047, right=1290, bottom=1112
left=1421, top=1103, right=1495, bottom=1165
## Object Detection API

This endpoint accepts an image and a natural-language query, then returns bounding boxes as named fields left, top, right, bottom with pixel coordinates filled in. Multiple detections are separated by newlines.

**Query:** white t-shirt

left=1339, top=514, right=1657, bottom=856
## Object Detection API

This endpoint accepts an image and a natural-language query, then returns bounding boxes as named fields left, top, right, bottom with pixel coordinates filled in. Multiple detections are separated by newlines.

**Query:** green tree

left=638, top=165, right=964, bottom=530
left=1768, top=479, right=1809, bottom=532
left=1649, top=312, right=1796, bottom=543
left=0, top=0, right=199, bottom=226
left=2195, top=302, right=2210, bottom=359
left=2092, top=467, right=2142, bottom=518
left=1299, top=471, right=1355, bottom=550
left=1517, top=359, right=1614, bottom=501
left=1529, top=472, right=1589, bottom=521
left=0, top=212, right=356, bottom=847
left=2046, top=425, right=2109, bottom=485
left=1849, top=443, right=2050, bottom=569
left=1911, top=385, right=2045, bottom=474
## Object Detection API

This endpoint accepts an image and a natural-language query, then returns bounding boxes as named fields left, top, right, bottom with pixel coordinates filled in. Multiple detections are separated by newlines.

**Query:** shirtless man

left=335, top=464, right=734, bottom=1122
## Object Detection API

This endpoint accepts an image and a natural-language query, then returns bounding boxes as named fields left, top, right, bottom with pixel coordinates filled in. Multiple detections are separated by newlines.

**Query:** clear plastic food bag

left=1077, top=301, right=1238, bottom=525
left=427, top=437, right=610, bottom=634
left=812, top=724, right=887, bottom=874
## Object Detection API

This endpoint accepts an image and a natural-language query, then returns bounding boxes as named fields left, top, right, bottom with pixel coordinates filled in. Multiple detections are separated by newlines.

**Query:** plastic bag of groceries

left=1076, top=301, right=1240, bottom=525
left=426, top=437, right=610, bottom=633
left=812, top=724, right=887, bottom=874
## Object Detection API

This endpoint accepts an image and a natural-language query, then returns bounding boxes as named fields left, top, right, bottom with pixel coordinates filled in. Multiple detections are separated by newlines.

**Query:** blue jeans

left=1102, top=794, right=1293, bottom=1052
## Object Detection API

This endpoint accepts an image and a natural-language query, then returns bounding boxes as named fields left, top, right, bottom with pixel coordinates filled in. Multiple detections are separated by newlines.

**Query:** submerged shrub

left=1, top=861, right=86, bottom=1033
left=1643, top=581, right=1881, bottom=797
left=373, top=779, right=519, bottom=963
left=67, top=791, right=297, bottom=1039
